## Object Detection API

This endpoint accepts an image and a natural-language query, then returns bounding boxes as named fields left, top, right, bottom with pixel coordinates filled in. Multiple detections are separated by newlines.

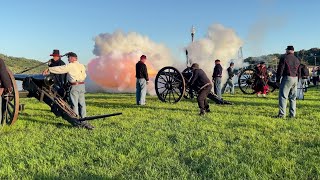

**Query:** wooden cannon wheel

left=1, top=69, right=19, bottom=126
left=238, top=68, right=256, bottom=94
left=182, top=67, right=197, bottom=99
left=155, top=66, right=186, bottom=103
left=238, top=68, right=277, bottom=94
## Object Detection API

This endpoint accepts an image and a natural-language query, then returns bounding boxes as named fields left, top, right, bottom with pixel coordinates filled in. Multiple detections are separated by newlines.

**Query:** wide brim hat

left=50, top=49, right=61, bottom=57
left=286, top=46, right=294, bottom=51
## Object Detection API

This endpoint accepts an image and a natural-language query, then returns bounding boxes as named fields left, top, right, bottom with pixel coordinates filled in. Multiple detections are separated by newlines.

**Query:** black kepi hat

left=67, top=52, right=77, bottom=58
left=286, top=45, right=294, bottom=51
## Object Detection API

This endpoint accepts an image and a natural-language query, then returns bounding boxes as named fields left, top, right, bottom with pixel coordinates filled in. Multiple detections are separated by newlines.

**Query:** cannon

left=237, top=66, right=278, bottom=94
left=154, top=66, right=232, bottom=104
left=0, top=60, right=122, bottom=127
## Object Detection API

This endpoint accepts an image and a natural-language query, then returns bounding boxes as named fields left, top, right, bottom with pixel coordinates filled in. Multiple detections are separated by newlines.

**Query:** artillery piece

left=237, top=66, right=278, bottom=94
left=154, top=66, right=232, bottom=104
left=0, top=59, right=121, bottom=127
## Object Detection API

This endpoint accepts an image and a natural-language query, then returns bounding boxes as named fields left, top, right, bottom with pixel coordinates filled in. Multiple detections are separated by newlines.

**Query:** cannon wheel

left=238, top=68, right=256, bottom=94
left=238, top=68, right=278, bottom=94
left=1, top=69, right=19, bottom=126
left=155, top=66, right=185, bottom=103
left=267, top=82, right=277, bottom=93
left=182, top=67, right=197, bottom=99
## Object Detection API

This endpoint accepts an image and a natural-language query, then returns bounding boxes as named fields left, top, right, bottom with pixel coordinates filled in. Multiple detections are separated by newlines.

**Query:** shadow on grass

left=86, top=101, right=193, bottom=113
left=19, top=116, right=72, bottom=129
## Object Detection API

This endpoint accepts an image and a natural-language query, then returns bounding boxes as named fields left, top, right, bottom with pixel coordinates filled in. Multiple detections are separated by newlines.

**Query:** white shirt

left=49, top=61, right=87, bottom=83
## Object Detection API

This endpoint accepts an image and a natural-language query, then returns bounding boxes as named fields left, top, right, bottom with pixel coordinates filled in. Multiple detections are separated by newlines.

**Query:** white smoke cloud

left=185, top=24, right=243, bottom=81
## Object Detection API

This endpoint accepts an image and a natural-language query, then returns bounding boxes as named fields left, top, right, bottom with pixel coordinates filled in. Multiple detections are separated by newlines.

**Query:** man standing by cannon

left=275, top=45, right=300, bottom=118
left=48, top=52, right=94, bottom=130
left=222, top=62, right=235, bottom=95
left=188, top=63, right=213, bottom=116
left=212, top=59, right=223, bottom=99
left=135, top=55, right=149, bottom=105
left=43, top=50, right=67, bottom=97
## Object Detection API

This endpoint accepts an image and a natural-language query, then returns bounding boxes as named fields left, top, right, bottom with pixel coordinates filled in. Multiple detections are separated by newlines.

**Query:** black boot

left=78, top=121, right=95, bottom=130
left=199, top=110, right=206, bottom=116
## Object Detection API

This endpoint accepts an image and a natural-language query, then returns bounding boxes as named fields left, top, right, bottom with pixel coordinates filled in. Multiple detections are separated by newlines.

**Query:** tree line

left=244, top=48, right=320, bottom=68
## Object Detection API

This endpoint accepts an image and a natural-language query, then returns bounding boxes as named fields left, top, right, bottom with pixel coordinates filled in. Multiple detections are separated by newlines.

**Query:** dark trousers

left=197, top=84, right=213, bottom=112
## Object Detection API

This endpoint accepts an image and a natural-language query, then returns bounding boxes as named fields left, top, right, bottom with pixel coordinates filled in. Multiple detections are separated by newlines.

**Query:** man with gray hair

left=275, top=45, right=300, bottom=118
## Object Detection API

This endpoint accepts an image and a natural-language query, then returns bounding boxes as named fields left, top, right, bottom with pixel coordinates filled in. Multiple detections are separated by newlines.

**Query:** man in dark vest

left=43, top=49, right=67, bottom=97
left=212, top=59, right=223, bottom=99
left=135, top=55, right=149, bottom=105
left=222, top=62, right=235, bottom=94
left=275, top=45, right=300, bottom=118
left=188, top=63, right=213, bottom=116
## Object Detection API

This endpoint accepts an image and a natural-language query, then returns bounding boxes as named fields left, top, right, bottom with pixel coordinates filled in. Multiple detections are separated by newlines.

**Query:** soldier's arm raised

left=49, top=64, right=70, bottom=74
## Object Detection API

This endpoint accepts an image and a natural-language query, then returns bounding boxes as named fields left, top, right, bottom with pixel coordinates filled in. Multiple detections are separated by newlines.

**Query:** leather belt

left=199, top=83, right=212, bottom=91
left=70, top=82, right=85, bottom=85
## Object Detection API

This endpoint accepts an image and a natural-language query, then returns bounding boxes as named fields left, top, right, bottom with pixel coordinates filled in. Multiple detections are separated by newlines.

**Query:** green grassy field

left=0, top=88, right=319, bottom=179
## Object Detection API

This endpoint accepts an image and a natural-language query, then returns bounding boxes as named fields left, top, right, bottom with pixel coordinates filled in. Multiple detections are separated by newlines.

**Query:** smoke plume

left=185, top=24, right=243, bottom=81
left=87, top=24, right=244, bottom=93
left=87, top=31, right=175, bottom=93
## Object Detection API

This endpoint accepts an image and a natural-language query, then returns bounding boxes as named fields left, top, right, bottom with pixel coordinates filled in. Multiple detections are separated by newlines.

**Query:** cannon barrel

left=14, top=74, right=56, bottom=89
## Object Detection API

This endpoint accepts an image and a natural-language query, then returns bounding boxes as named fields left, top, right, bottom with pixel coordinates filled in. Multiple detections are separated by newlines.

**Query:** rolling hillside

left=0, top=53, right=48, bottom=74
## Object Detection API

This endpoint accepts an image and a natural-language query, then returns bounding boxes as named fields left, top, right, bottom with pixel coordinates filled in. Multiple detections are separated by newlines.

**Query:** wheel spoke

left=157, top=81, right=166, bottom=85
left=168, top=69, right=173, bottom=82
left=172, top=88, right=181, bottom=98
left=8, top=101, right=15, bottom=109
left=163, top=89, right=170, bottom=100
left=7, top=108, right=13, bottom=121
left=167, top=90, right=171, bottom=102
left=172, top=74, right=182, bottom=83
left=159, top=75, right=167, bottom=82
left=157, top=86, right=166, bottom=90
left=160, top=88, right=168, bottom=96
left=171, top=90, right=176, bottom=102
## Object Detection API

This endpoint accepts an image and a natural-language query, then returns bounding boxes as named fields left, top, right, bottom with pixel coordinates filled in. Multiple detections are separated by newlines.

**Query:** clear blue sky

left=0, top=0, right=319, bottom=64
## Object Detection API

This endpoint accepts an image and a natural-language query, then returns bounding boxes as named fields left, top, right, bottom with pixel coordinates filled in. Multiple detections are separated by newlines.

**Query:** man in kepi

left=222, top=62, right=235, bottom=94
left=135, top=55, right=149, bottom=105
left=275, top=45, right=300, bottom=118
left=48, top=52, right=94, bottom=130
left=212, top=59, right=223, bottom=99
left=188, top=63, right=213, bottom=116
